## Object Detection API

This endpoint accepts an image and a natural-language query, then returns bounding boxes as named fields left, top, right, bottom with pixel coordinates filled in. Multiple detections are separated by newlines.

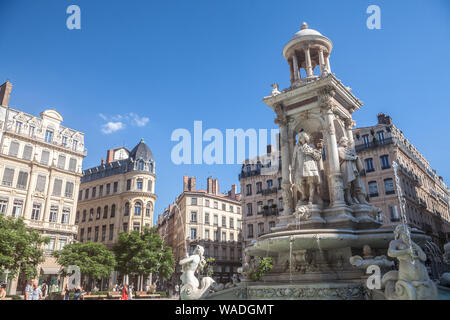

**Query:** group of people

left=23, top=280, right=47, bottom=300
left=61, top=285, right=86, bottom=300
left=112, top=283, right=134, bottom=300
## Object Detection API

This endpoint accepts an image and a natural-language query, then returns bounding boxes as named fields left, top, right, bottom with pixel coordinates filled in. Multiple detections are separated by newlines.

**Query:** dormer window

left=137, top=160, right=144, bottom=171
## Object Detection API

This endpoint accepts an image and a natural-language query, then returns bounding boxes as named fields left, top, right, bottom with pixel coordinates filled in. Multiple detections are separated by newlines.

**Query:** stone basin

left=246, top=227, right=429, bottom=256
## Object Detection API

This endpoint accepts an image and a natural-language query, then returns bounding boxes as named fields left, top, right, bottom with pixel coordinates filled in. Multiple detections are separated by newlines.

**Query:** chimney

left=377, top=113, right=392, bottom=125
left=213, top=179, right=219, bottom=195
left=183, top=176, right=196, bottom=191
left=230, top=184, right=236, bottom=199
left=106, top=149, right=114, bottom=163
left=267, top=144, right=272, bottom=155
left=0, top=81, right=13, bottom=107
left=101, top=158, right=105, bottom=165
left=207, top=177, right=213, bottom=194
left=183, top=176, right=189, bottom=191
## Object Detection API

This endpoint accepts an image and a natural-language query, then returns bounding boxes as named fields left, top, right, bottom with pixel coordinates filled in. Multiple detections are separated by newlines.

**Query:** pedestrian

left=120, top=284, right=128, bottom=300
left=62, top=285, right=70, bottom=300
left=73, top=287, right=81, bottom=300
left=30, top=280, right=43, bottom=300
left=128, top=283, right=134, bottom=300
left=24, top=280, right=33, bottom=300
left=0, top=284, right=7, bottom=300
left=41, top=281, right=48, bottom=299
left=175, top=284, right=179, bottom=298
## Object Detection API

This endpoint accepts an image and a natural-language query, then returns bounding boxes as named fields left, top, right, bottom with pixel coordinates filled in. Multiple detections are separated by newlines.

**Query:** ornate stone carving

left=381, top=225, right=438, bottom=300
left=274, top=104, right=287, bottom=126
left=179, top=245, right=215, bottom=300
left=270, top=83, right=281, bottom=96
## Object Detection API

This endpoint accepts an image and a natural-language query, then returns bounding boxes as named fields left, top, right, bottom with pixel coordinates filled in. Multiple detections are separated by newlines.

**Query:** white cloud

left=99, top=112, right=149, bottom=134
left=101, top=121, right=124, bottom=134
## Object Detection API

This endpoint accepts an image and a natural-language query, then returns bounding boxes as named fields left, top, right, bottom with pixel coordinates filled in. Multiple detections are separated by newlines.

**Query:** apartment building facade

left=0, top=81, right=86, bottom=294
left=156, top=176, right=242, bottom=285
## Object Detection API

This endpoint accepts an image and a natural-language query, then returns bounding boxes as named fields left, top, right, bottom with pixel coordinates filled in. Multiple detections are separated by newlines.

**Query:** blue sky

left=1, top=0, right=449, bottom=223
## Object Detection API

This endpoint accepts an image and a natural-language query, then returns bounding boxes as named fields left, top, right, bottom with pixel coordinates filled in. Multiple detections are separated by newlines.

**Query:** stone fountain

left=188, top=22, right=435, bottom=300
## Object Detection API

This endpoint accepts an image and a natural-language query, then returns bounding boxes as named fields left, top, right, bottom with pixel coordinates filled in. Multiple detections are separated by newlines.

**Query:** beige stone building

left=76, top=140, right=156, bottom=287
left=156, top=176, right=242, bottom=285
left=0, top=81, right=86, bottom=294
left=239, top=145, right=282, bottom=248
left=354, top=113, right=450, bottom=250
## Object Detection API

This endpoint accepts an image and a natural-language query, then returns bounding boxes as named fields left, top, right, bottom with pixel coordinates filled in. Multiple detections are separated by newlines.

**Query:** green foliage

left=202, top=257, right=216, bottom=277
left=113, top=227, right=175, bottom=280
left=250, top=257, right=273, bottom=281
left=52, top=241, right=116, bottom=280
left=0, top=215, right=49, bottom=278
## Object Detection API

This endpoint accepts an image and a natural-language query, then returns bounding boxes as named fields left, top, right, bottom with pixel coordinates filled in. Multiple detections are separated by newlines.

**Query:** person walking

left=128, top=283, right=134, bottom=300
left=62, top=285, right=70, bottom=300
left=30, top=280, right=43, bottom=300
left=41, top=281, right=48, bottom=299
left=120, top=284, right=128, bottom=300
left=175, top=284, right=179, bottom=298
left=24, top=280, right=34, bottom=300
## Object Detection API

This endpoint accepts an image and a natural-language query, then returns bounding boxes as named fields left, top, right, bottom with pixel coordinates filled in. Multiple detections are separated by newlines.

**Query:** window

left=365, top=158, right=374, bottom=172
left=269, top=221, right=276, bottom=232
left=134, top=202, right=142, bottom=216
left=12, top=200, right=23, bottom=218
left=279, top=198, right=283, bottom=211
left=229, top=218, right=234, bottom=229
left=237, top=207, right=241, bottom=214
left=99, top=185, right=103, bottom=197
left=246, top=184, right=252, bottom=196
left=247, top=224, right=254, bottom=238
left=214, top=247, right=218, bottom=258
left=145, top=203, right=151, bottom=217
left=246, top=203, right=253, bottom=216
left=214, top=230, right=219, bottom=241
left=46, top=237, right=55, bottom=253
left=87, top=227, right=92, bottom=241
left=40, top=150, right=50, bottom=165
left=222, top=232, right=226, bottom=242
left=230, top=232, right=234, bottom=241
left=222, top=216, right=226, bottom=227
left=103, top=205, right=108, bottom=219
left=62, top=136, right=68, bottom=147
left=368, top=181, right=378, bottom=197
left=72, top=140, right=78, bottom=151
left=57, top=155, right=66, bottom=169
left=137, top=160, right=144, bottom=171
left=52, top=179, right=62, bottom=196
left=190, top=228, right=197, bottom=240
left=78, top=190, right=82, bottom=201
left=147, top=180, right=153, bottom=192
left=65, top=181, right=74, bottom=198
left=44, top=130, right=53, bottom=143
left=205, top=213, right=210, bottom=224
left=82, top=210, right=86, bottom=222
left=258, top=223, right=264, bottom=235
left=80, top=228, right=84, bottom=242
left=124, top=202, right=130, bottom=216
left=89, top=208, right=94, bottom=221
left=113, top=181, right=118, bottom=193
left=16, top=171, right=28, bottom=189
left=213, top=215, right=218, bottom=225
left=66, top=157, right=76, bottom=172
left=267, top=180, right=273, bottom=188
left=136, top=179, right=143, bottom=190
left=191, top=197, right=197, bottom=205
left=92, top=187, right=96, bottom=198
left=222, top=247, right=227, bottom=259
left=256, top=182, right=262, bottom=194
left=8, top=141, right=20, bottom=157
left=126, top=179, right=131, bottom=191
left=58, top=238, right=67, bottom=251
left=2, top=168, right=14, bottom=186
left=31, top=203, right=41, bottom=220
left=49, top=205, right=58, bottom=222
left=205, top=229, right=210, bottom=240
left=389, top=205, right=400, bottom=222
left=22, top=145, right=33, bottom=160
left=205, top=199, right=210, bottom=207
left=191, top=211, right=197, bottom=222
left=36, top=175, right=46, bottom=192
left=229, top=205, right=233, bottom=212
left=222, top=203, right=226, bottom=211
left=96, top=207, right=101, bottom=219
left=384, top=178, right=395, bottom=195
left=15, top=121, right=22, bottom=133
left=362, top=134, right=370, bottom=147
left=380, top=155, right=390, bottom=169
left=214, top=201, right=218, bottom=209
left=377, top=130, right=385, bottom=144
left=61, top=208, right=70, bottom=224
left=84, top=188, right=89, bottom=200
left=75, top=211, right=80, bottom=223
left=29, top=126, right=35, bottom=137
left=94, top=226, right=99, bottom=242
left=230, top=249, right=235, bottom=260
left=278, top=177, right=282, bottom=189
left=101, top=225, right=106, bottom=241
left=0, top=199, right=8, bottom=215
left=257, top=201, right=263, bottom=214
left=109, top=224, right=114, bottom=240
left=110, top=204, right=116, bottom=218
left=106, top=183, right=111, bottom=195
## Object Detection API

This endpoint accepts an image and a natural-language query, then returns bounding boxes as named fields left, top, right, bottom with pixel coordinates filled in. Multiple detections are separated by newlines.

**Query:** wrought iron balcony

left=355, top=137, right=394, bottom=152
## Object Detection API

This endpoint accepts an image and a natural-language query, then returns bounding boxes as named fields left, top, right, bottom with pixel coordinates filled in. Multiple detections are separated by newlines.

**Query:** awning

left=40, top=267, right=61, bottom=275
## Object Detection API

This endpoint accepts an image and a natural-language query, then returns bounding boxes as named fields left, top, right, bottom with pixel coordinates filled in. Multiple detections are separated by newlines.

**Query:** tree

left=113, top=227, right=175, bottom=289
left=53, top=241, right=116, bottom=288
left=0, top=215, right=49, bottom=279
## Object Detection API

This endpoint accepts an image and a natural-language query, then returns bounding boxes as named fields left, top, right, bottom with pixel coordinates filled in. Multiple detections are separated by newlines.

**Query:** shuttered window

left=52, top=179, right=63, bottom=196
left=41, top=150, right=50, bottom=165
left=69, top=158, right=77, bottom=172
left=2, top=168, right=14, bottom=186
left=57, top=155, right=66, bottom=169
left=147, top=180, right=153, bottom=192
left=22, top=145, right=33, bottom=160
left=16, top=171, right=28, bottom=189
left=8, top=141, right=20, bottom=157
left=65, top=181, right=74, bottom=198
left=35, top=175, right=47, bottom=192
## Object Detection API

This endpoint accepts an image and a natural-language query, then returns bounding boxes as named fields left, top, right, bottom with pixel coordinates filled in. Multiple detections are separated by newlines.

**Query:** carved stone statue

left=381, top=224, right=438, bottom=300
left=270, top=83, right=281, bottom=96
left=292, top=132, right=322, bottom=205
left=179, top=245, right=215, bottom=300
left=439, top=242, right=450, bottom=287
left=337, top=136, right=368, bottom=205
left=350, top=244, right=394, bottom=270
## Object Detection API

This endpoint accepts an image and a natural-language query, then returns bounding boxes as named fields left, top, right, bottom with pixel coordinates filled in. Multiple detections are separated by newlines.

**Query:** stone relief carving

left=337, top=136, right=368, bottom=205
left=350, top=245, right=394, bottom=270
left=179, top=245, right=215, bottom=300
left=381, top=225, right=438, bottom=300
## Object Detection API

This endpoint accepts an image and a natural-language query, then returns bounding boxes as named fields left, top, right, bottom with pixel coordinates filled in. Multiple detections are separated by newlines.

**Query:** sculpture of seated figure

left=292, top=131, right=322, bottom=206
left=349, top=245, right=394, bottom=270
left=337, top=137, right=369, bottom=205
left=381, top=224, right=438, bottom=300
left=179, top=245, right=215, bottom=300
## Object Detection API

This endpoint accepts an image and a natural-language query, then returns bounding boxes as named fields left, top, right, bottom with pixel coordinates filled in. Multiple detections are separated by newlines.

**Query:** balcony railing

left=355, top=137, right=394, bottom=152
left=261, top=187, right=278, bottom=196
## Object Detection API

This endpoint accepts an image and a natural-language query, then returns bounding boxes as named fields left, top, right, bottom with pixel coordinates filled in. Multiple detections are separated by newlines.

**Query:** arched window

left=124, top=202, right=130, bottom=216
left=111, top=204, right=116, bottom=218
left=96, top=207, right=101, bottom=219
left=103, top=205, right=108, bottom=219
left=149, top=162, right=154, bottom=173
left=137, top=160, right=144, bottom=171
left=134, top=202, right=142, bottom=216
left=82, top=210, right=87, bottom=222
left=89, top=208, right=94, bottom=221
left=145, top=203, right=152, bottom=217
